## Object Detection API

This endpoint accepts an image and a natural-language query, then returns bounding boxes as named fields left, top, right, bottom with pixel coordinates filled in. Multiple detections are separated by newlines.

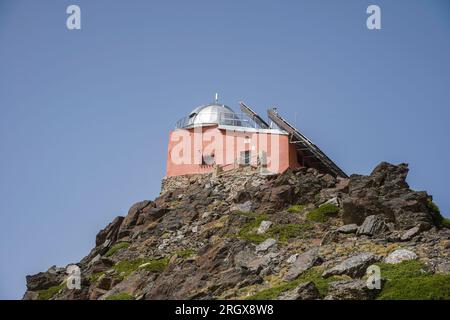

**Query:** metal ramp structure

left=267, top=108, right=348, bottom=178
left=239, top=101, right=270, bottom=129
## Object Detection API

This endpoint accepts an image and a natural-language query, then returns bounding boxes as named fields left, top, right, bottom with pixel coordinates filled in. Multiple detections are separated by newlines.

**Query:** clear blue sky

left=0, top=0, right=449, bottom=299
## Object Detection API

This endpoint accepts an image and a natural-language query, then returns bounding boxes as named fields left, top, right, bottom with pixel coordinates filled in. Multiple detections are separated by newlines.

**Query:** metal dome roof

left=184, top=103, right=242, bottom=127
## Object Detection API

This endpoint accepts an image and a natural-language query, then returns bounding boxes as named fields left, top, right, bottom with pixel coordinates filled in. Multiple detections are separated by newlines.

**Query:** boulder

left=384, top=249, right=418, bottom=264
left=337, top=224, right=358, bottom=234
left=356, top=215, right=389, bottom=237
left=278, top=281, right=320, bottom=300
left=284, top=248, right=322, bottom=281
left=256, top=221, right=273, bottom=234
left=322, top=253, right=380, bottom=278
left=255, top=238, right=277, bottom=252
left=325, top=280, right=379, bottom=300
left=400, top=226, right=421, bottom=241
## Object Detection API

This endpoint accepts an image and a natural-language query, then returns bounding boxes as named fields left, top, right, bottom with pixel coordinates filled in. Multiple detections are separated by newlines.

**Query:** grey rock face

left=357, top=215, right=389, bottom=237
left=283, top=248, right=321, bottom=281
left=322, top=253, right=379, bottom=278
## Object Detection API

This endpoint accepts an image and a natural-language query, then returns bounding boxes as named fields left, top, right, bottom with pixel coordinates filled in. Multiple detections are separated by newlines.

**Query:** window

left=240, top=151, right=250, bottom=165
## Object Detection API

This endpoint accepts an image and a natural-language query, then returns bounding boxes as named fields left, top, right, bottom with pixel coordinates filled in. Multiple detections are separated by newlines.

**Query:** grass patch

left=175, top=249, right=196, bottom=259
left=113, top=257, right=169, bottom=280
left=287, top=204, right=305, bottom=213
left=105, top=242, right=130, bottom=257
left=306, top=204, right=339, bottom=223
left=246, top=267, right=340, bottom=300
left=376, top=260, right=450, bottom=300
left=37, top=283, right=66, bottom=300
left=427, top=199, right=450, bottom=229
left=105, top=292, right=135, bottom=300
left=268, top=224, right=312, bottom=243
left=235, top=212, right=312, bottom=244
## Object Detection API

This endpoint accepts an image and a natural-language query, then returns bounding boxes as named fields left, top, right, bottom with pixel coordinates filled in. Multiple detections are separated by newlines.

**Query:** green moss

left=89, top=271, right=105, bottom=283
left=113, top=257, right=169, bottom=280
left=442, top=218, right=450, bottom=229
left=140, top=257, right=169, bottom=273
left=37, top=283, right=66, bottom=300
left=306, top=204, right=339, bottom=223
left=105, top=292, right=135, bottom=300
left=376, top=260, right=450, bottom=300
left=236, top=212, right=312, bottom=244
left=287, top=204, right=305, bottom=213
left=105, top=242, right=130, bottom=257
left=247, top=267, right=340, bottom=300
left=175, top=249, right=196, bottom=259
left=267, top=224, right=312, bottom=243
left=237, top=213, right=269, bottom=243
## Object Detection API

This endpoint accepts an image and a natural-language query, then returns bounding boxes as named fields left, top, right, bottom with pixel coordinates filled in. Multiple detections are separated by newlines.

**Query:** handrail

left=175, top=112, right=262, bottom=129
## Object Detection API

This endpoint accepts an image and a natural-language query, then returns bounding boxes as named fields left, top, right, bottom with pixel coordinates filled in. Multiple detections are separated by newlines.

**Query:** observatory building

left=166, top=98, right=347, bottom=178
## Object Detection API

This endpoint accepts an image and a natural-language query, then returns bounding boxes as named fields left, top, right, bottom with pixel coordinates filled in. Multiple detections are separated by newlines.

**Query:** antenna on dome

left=214, top=93, right=219, bottom=104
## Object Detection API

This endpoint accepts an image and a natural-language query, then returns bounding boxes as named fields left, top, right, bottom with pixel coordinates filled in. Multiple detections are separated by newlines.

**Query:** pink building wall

left=166, top=125, right=301, bottom=177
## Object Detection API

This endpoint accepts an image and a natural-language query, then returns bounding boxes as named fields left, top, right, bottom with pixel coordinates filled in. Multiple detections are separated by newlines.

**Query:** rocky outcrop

left=22, top=162, right=450, bottom=300
left=342, top=162, right=439, bottom=230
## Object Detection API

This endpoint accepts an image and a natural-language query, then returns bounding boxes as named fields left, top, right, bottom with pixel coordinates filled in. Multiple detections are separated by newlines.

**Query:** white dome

left=184, top=103, right=242, bottom=127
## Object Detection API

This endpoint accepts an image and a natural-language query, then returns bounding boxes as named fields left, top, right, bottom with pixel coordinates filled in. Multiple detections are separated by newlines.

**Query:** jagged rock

left=384, top=249, right=418, bottom=264
left=278, top=281, right=320, bottom=300
left=322, top=253, right=379, bottom=278
left=400, top=226, right=421, bottom=241
left=337, top=224, right=358, bottom=234
left=255, top=239, right=277, bottom=252
left=284, top=248, right=321, bottom=281
left=95, top=216, right=124, bottom=247
left=325, top=280, right=379, bottom=300
left=256, top=221, right=273, bottom=234
left=25, top=266, right=65, bottom=291
left=342, top=163, right=438, bottom=230
left=356, top=215, right=389, bottom=237
left=136, top=207, right=168, bottom=225
left=270, top=185, right=293, bottom=203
